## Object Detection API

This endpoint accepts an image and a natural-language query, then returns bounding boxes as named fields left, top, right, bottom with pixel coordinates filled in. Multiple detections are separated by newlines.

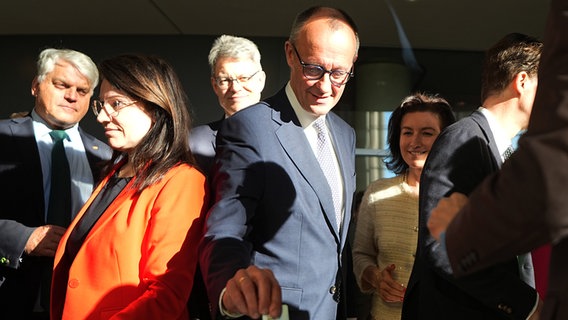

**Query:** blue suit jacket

left=403, top=111, right=537, bottom=319
left=0, top=115, right=111, bottom=313
left=199, top=88, right=356, bottom=319
left=189, top=118, right=223, bottom=178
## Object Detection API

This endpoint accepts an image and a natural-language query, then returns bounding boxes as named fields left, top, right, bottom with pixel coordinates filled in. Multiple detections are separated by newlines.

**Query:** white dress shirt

left=31, top=109, right=95, bottom=221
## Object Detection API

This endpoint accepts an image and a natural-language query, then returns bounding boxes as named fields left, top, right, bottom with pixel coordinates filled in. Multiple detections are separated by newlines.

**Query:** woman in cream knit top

left=352, top=93, right=455, bottom=319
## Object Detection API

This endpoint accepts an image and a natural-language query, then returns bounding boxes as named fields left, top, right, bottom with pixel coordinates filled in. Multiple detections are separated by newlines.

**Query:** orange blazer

left=51, top=163, right=207, bottom=320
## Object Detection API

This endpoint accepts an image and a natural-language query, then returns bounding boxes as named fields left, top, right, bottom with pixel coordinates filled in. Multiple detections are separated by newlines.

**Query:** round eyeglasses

left=92, top=99, right=138, bottom=118
left=292, top=44, right=354, bottom=87
left=214, top=70, right=261, bottom=89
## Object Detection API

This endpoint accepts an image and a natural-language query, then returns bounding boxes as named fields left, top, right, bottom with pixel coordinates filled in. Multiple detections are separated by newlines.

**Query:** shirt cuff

left=219, top=287, right=243, bottom=318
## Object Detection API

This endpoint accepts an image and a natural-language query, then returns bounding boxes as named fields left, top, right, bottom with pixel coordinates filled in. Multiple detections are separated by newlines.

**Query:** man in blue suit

left=190, top=34, right=266, bottom=177
left=199, top=6, right=358, bottom=319
left=0, top=48, right=111, bottom=319
left=189, top=35, right=266, bottom=320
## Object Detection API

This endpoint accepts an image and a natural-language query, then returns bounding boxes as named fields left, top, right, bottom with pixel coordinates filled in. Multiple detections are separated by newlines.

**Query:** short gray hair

left=208, top=35, right=262, bottom=75
left=36, top=48, right=99, bottom=93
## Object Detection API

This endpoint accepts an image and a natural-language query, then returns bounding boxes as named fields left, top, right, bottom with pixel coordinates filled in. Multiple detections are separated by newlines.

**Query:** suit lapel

left=470, top=111, right=502, bottom=166
left=72, top=165, right=135, bottom=246
left=10, top=117, right=46, bottom=220
left=470, top=111, right=535, bottom=286
left=326, top=114, right=354, bottom=243
left=270, top=93, right=341, bottom=238
left=79, top=127, right=112, bottom=180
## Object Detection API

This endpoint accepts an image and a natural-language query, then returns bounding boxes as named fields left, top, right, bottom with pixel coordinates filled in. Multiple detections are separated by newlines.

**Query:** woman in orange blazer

left=51, top=54, right=207, bottom=319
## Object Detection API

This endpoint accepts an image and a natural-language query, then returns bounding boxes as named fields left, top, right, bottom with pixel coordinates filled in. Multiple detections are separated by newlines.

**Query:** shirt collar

left=285, top=82, right=323, bottom=129
left=31, top=108, right=80, bottom=142
left=478, top=107, right=511, bottom=155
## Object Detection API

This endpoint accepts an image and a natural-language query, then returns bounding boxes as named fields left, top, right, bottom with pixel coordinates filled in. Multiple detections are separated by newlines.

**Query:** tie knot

left=50, top=130, right=68, bottom=142
left=313, top=117, right=327, bottom=134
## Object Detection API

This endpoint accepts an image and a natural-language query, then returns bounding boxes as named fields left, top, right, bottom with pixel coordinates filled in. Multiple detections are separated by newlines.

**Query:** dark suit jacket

left=0, top=115, right=111, bottom=314
left=199, top=88, right=356, bottom=319
left=188, top=119, right=224, bottom=320
left=403, top=111, right=537, bottom=319
left=189, top=118, right=223, bottom=178
left=443, top=1, right=568, bottom=319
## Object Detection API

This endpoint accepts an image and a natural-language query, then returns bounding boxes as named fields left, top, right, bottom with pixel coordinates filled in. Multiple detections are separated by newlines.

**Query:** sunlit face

left=211, top=57, right=265, bottom=116
left=96, top=79, right=153, bottom=153
left=400, top=111, right=443, bottom=170
left=285, top=17, right=357, bottom=117
left=31, top=60, right=92, bottom=129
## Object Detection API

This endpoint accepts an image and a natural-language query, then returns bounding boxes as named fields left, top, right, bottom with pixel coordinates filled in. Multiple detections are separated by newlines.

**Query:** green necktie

left=47, top=130, right=71, bottom=227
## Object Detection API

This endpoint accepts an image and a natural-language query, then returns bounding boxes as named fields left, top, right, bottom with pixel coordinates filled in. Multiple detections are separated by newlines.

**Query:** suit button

left=0, top=257, right=9, bottom=265
left=68, top=279, right=80, bottom=288
left=498, top=303, right=512, bottom=314
left=329, top=286, right=337, bottom=295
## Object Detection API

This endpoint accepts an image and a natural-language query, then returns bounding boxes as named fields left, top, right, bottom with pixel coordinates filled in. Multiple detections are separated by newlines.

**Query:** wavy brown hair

left=385, top=93, right=456, bottom=174
left=99, top=54, right=194, bottom=192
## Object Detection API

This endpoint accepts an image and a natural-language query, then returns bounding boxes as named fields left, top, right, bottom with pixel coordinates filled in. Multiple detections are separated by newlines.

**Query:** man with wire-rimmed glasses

left=190, top=34, right=266, bottom=178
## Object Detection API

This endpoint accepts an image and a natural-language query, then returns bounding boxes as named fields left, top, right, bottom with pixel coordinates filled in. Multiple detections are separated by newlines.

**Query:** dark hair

left=480, top=32, right=542, bottom=102
left=289, top=6, right=360, bottom=53
left=384, top=93, right=456, bottom=174
left=99, top=54, right=194, bottom=192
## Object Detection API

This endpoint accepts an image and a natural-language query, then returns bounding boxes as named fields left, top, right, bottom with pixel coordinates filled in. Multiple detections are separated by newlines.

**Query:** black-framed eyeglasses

left=92, top=98, right=138, bottom=118
left=214, top=70, right=262, bottom=89
left=291, top=44, right=354, bottom=87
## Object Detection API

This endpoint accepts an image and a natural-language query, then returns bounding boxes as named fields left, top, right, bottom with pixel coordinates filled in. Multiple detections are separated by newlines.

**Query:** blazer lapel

left=79, top=127, right=111, bottom=174
left=270, top=94, right=341, bottom=238
left=75, top=167, right=136, bottom=246
left=10, top=117, right=46, bottom=220
left=470, top=111, right=503, bottom=166
left=326, top=114, right=354, bottom=244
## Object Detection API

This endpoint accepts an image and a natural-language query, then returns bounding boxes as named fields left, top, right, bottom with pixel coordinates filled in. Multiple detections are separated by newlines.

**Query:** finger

left=224, top=276, right=250, bottom=316
left=238, top=275, right=260, bottom=318
left=255, top=269, right=281, bottom=318
left=48, top=225, right=67, bottom=237
left=449, top=192, right=468, bottom=205
left=380, top=288, right=402, bottom=303
left=380, top=279, right=405, bottom=297
left=380, top=285, right=405, bottom=302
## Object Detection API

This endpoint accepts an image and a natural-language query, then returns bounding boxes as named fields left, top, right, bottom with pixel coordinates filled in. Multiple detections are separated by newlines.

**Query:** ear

left=284, top=41, right=295, bottom=68
left=513, top=71, right=530, bottom=94
left=257, top=70, right=267, bottom=92
left=31, top=77, right=39, bottom=97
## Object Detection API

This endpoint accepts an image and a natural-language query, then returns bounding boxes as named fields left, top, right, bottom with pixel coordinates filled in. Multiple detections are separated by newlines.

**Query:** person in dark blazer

left=188, top=35, right=266, bottom=320
left=403, top=34, right=543, bottom=319
left=0, top=48, right=111, bottom=319
left=427, top=1, right=568, bottom=319
left=190, top=34, right=265, bottom=177
left=199, top=6, right=359, bottom=319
